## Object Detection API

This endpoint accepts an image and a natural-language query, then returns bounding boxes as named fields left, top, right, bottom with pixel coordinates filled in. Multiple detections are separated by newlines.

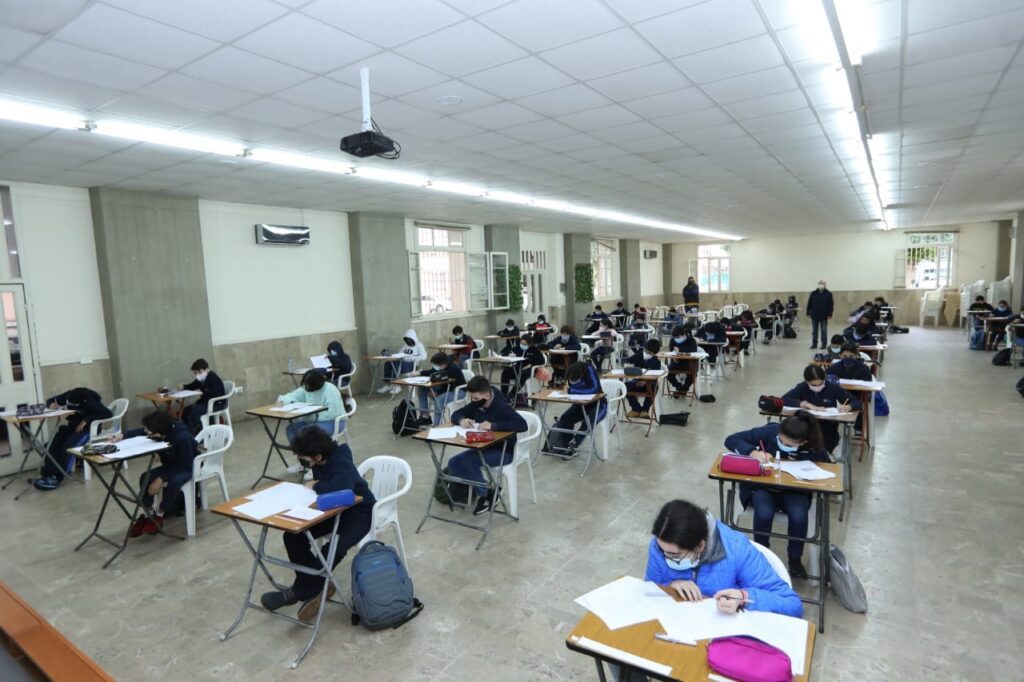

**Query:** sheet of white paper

left=568, top=394, right=597, bottom=402
left=427, top=426, right=460, bottom=440
left=103, top=436, right=166, bottom=460
left=270, top=402, right=308, bottom=412
left=782, top=405, right=841, bottom=417
left=779, top=460, right=836, bottom=481
left=644, top=369, right=667, bottom=376
left=167, top=389, right=201, bottom=399
left=246, top=482, right=317, bottom=509
left=282, top=506, right=325, bottom=521
left=574, top=576, right=667, bottom=630
left=234, top=498, right=290, bottom=520
left=840, top=379, right=885, bottom=390
left=499, top=356, right=523, bottom=363
left=402, top=376, right=431, bottom=385
left=309, top=354, right=331, bottom=369
left=548, top=391, right=569, bottom=398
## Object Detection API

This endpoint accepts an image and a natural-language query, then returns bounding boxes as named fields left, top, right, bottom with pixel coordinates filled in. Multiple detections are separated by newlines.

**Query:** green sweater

left=277, top=383, right=345, bottom=423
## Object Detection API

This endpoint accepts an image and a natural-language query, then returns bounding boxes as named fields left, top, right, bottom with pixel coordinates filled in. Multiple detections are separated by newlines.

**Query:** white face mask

left=817, top=283, right=825, bottom=290
left=195, top=371, right=209, bottom=382
left=673, top=336, right=684, bottom=343
left=643, top=352, right=652, bottom=360
left=431, top=364, right=443, bottom=371
left=807, top=382, right=825, bottom=393
left=505, top=325, right=514, bottom=331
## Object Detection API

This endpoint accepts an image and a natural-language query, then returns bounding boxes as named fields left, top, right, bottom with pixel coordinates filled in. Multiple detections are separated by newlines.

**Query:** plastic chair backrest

left=196, top=424, right=233, bottom=454
left=357, top=455, right=412, bottom=510
left=515, top=410, right=542, bottom=461
left=751, top=541, right=792, bottom=587
left=91, top=398, right=128, bottom=440
left=599, top=379, right=627, bottom=405
left=223, top=380, right=236, bottom=396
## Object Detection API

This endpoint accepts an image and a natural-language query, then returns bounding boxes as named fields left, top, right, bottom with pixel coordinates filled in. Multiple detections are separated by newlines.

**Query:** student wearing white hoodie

left=379, top=328, right=427, bottom=394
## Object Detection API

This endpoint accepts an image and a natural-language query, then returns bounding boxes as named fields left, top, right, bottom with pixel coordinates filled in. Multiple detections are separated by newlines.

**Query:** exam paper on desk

left=426, top=426, right=471, bottom=440
left=778, top=460, right=836, bottom=481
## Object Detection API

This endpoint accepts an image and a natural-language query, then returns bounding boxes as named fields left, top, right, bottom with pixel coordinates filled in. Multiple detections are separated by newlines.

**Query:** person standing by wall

left=682, top=276, right=700, bottom=311
left=806, top=279, right=834, bottom=349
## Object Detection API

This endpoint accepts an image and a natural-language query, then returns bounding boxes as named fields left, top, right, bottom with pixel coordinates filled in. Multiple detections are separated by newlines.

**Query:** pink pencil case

left=720, top=454, right=765, bottom=476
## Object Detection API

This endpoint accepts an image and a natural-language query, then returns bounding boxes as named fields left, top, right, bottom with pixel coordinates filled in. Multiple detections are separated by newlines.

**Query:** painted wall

left=199, top=200, right=356, bottom=345
left=639, top=241, right=663, bottom=297
left=520, top=229, right=566, bottom=312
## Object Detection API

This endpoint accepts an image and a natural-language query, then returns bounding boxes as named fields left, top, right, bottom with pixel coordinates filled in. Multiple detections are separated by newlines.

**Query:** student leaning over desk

left=277, top=369, right=346, bottom=443
left=180, top=358, right=226, bottom=435
left=645, top=499, right=802, bottom=617
left=782, top=364, right=859, bottom=453
left=34, top=387, right=113, bottom=491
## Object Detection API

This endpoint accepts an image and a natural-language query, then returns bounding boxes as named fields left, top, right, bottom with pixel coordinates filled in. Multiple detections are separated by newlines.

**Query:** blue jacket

left=312, top=443, right=375, bottom=509
left=724, top=423, right=829, bottom=463
left=125, top=421, right=199, bottom=474
left=806, top=289, right=834, bottom=320
left=645, top=518, right=803, bottom=617
left=587, top=310, right=609, bottom=322
left=782, top=381, right=860, bottom=412
left=451, top=389, right=528, bottom=444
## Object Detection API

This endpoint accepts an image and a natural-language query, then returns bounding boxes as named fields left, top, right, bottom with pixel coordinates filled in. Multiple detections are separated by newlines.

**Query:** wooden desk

left=838, top=380, right=885, bottom=457
left=1, top=409, right=76, bottom=500
left=361, top=354, right=407, bottom=396
left=0, top=582, right=114, bottom=682
left=245, top=403, right=327, bottom=489
left=724, top=330, right=746, bottom=370
left=602, top=369, right=665, bottom=436
left=656, top=353, right=704, bottom=404
left=389, top=376, right=454, bottom=434
left=566, top=606, right=814, bottom=682
left=983, top=316, right=1011, bottom=350
left=137, top=390, right=201, bottom=419
left=412, top=425, right=516, bottom=549
left=530, top=388, right=606, bottom=476
left=70, top=438, right=180, bottom=569
left=212, top=486, right=360, bottom=669
left=708, top=454, right=842, bottom=632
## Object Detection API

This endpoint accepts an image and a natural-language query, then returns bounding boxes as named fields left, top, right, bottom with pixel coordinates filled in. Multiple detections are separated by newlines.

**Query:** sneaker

left=389, top=385, right=402, bottom=395
left=129, top=517, right=149, bottom=538
left=286, top=463, right=304, bottom=474
left=302, top=469, right=314, bottom=482
left=297, top=583, right=337, bottom=623
left=376, top=385, right=392, bottom=394
left=32, top=476, right=60, bottom=491
left=788, top=556, right=809, bottom=580
left=143, top=516, right=164, bottom=535
left=260, top=587, right=298, bottom=612
left=473, top=492, right=493, bottom=516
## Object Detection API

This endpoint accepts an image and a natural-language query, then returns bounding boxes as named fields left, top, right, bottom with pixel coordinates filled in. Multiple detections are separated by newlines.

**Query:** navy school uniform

left=697, top=322, right=726, bottom=363
left=447, top=390, right=528, bottom=497
left=667, top=335, right=698, bottom=393
left=500, top=343, right=544, bottom=396
left=585, top=310, right=609, bottom=334
left=416, top=362, right=467, bottom=425
left=497, top=325, right=521, bottom=351
left=283, top=443, right=375, bottom=600
left=323, top=340, right=354, bottom=385
left=589, top=330, right=617, bottom=370
left=451, top=333, right=476, bottom=367
left=625, top=350, right=662, bottom=412
left=121, top=420, right=200, bottom=515
left=549, top=333, right=582, bottom=381
left=547, top=363, right=608, bottom=453
left=181, top=369, right=227, bottom=433
left=826, top=359, right=873, bottom=383
left=724, top=422, right=829, bottom=559
left=42, top=388, right=113, bottom=481
left=781, top=381, right=860, bottom=452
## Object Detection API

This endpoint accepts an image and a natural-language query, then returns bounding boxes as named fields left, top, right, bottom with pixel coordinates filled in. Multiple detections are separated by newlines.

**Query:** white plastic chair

left=579, top=342, right=590, bottom=362
left=597, top=379, right=626, bottom=459
left=751, top=542, right=792, bottom=587
left=333, top=397, right=357, bottom=446
left=703, top=311, right=719, bottom=323
left=336, top=362, right=356, bottom=398
left=919, top=289, right=942, bottom=326
left=734, top=501, right=819, bottom=579
left=494, top=410, right=540, bottom=518
left=735, top=303, right=749, bottom=313
left=357, top=455, right=413, bottom=570
left=83, top=398, right=129, bottom=481
left=720, top=305, right=736, bottom=319
left=200, top=380, right=235, bottom=429
left=183, top=425, right=233, bottom=537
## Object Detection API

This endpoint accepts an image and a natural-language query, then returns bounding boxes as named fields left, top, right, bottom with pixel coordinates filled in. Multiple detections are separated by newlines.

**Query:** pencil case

left=465, top=431, right=495, bottom=444
left=317, top=489, right=355, bottom=510
left=720, top=454, right=765, bottom=476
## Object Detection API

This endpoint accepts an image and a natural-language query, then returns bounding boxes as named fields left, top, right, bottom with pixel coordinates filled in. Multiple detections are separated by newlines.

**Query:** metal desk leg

left=366, top=360, right=380, bottom=397
left=291, top=516, right=343, bottom=668
left=251, top=416, right=290, bottom=489
left=221, top=524, right=270, bottom=641
left=593, top=658, right=609, bottom=682
left=817, top=494, right=829, bottom=633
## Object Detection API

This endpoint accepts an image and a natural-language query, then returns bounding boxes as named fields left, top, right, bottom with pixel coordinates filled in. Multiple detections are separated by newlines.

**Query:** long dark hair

left=780, top=411, right=825, bottom=453
left=803, top=364, right=826, bottom=382
left=651, top=500, right=708, bottom=550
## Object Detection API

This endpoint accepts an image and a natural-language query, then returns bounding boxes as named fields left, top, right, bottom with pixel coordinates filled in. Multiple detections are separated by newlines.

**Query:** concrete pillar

left=663, top=243, right=674, bottom=301
left=484, top=223, right=521, bottom=329
left=995, top=220, right=1012, bottom=281
left=90, top=188, right=214, bottom=423
left=562, top=233, right=592, bottom=330
left=1011, top=213, right=1024, bottom=307
left=620, top=238, right=641, bottom=305
left=348, top=213, right=411, bottom=388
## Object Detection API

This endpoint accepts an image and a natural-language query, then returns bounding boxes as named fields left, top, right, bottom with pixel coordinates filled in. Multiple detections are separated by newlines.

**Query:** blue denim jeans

left=286, top=419, right=341, bottom=443
left=384, top=359, right=416, bottom=379
left=740, top=485, right=812, bottom=558
left=447, top=445, right=514, bottom=497
left=417, top=388, right=456, bottom=426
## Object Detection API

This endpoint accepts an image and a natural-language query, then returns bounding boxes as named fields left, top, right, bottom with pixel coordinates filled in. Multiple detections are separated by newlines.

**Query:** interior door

left=0, top=284, right=40, bottom=476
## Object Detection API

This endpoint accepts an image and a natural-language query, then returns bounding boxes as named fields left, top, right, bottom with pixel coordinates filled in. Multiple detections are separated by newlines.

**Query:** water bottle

left=317, top=489, right=355, bottom=510
left=288, top=356, right=294, bottom=373
left=775, top=450, right=781, bottom=482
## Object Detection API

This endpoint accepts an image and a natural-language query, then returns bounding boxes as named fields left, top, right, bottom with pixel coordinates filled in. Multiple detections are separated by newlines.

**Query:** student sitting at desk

left=723, top=413, right=828, bottom=580
left=666, top=324, right=698, bottom=397
left=449, top=376, right=528, bottom=516
left=625, top=339, right=662, bottom=418
left=180, top=358, right=226, bottom=434
left=645, top=499, right=802, bottom=616
left=529, top=314, right=553, bottom=343
left=823, top=334, right=845, bottom=359
left=449, top=325, right=476, bottom=369
left=696, top=318, right=726, bottom=366
left=987, top=299, right=1013, bottom=348
left=260, top=429, right=374, bottom=623
left=611, top=301, right=628, bottom=319
left=34, top=387, right=113, bottom=491
left=784, top=295, right=799, bottom=321
left=497, top=318, right=520, bottom=352
left=500, top=334, right=544, bottom=401
left=631, top=303, right=648, bottom=323
left=782, top=364, right=859, bottom=453
left=826, top=343, right=873, bottom=383
left=323, top=340, right=353, bottom=387
left=277, top=370, right=346, bottom=443
left=657, top=307, right=683, bottom=336
left=584, top=304, right=608, bottom=334
left=589, top=318, right=616, bottom=371
left=545, top=361, right=606, bottom=458
left=114, top=411, right=199, bottom=537
left=378, top=329, right=427, bottom=395
left=416, top=352, right=465, bottom=427
left=549, top=325, right=581, bottom=384
left=842, top=315, right=880, bottom=345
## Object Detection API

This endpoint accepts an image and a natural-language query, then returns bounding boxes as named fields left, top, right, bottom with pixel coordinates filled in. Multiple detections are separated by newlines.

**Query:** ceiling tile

left=543, top=133, right=606, bottom=152
left=102, top=0, right=289, bottom=42
left=725, top=89, right=806, bottom=119
left=328, top=53, right=448, bottom=98
left=518, top=84, right=611, bottom=117
left=905, top=9, right=1024, bottom=65
left=452, top=102, right=543, bottom=129
left=590, top=121, right=666, bottom=143
left=586, top=62, right=692, bottom=102
left=0, top=0, right=90, bottom=34
left=907, top=0, right=1022, bottom=34
left=674, top=122, right=746, bottom=143
left=236, top=14, right=379, bottom=73
left=602, top=0, right=707, bottom=22
left=353, top=99, right=441, bottom=128
left=622, top=87, right=714, bottom=119
left=0, top=25, right=42, bottom=64
left=635, top=0, right=766, bottom=59
left=54, top=4, right=219, bottom=69
left=501, top=119, right=579, bottom=143
left=20, top=41, right=165, bottom=91
left=453, top=131, right=522, bottom=152
left=540, top=28, right=662, bottom=81
left=395, top=21, right=527, bottom=77
left=185, top=114, right=283, bottom=142
left=97, top=95, right=207, bottom=127
left=230, top=97, right=329, bottom=128
left=440, top=0, right=509, bottom=15
left=901, top=72, right=1002, bottom=107
left=703, top=65, right=798, bottom=103
left=674, top=34, right=784, bottom=84
left=141, top=73, right=261, bottom=112
left=903, top=45, right=1016, bottom=89
left=464, top=57, right=575, bottom=99
left=275, top=77, right=363, bottom=115
left=396, top=80, right=501, bottom=114
left=182, top=47, right=312, bottom=95
left=557, top=104, right=641, bottom=131
left=653, top=106, right=732, bottom=133
left=398, top=116, right=484, bottom=141
left=302, top=0, right=464, bottom=48
left=478, top=0, right=623, bottom=52
left=0, top=66, right=121, bottom=109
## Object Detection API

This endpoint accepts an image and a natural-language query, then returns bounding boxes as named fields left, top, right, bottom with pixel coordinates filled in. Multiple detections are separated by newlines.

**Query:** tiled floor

left=1, top=327, right=1021, bottom=681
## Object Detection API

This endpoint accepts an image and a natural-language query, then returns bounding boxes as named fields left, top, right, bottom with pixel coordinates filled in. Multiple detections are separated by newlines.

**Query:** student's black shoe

left=32, top=476, right=60, bottom=491
left=809, top=344, right=817, bottom=349
left=788, top=557, right=809, bottom=580
left=416, top=415, right=432, bottom=427
left=260, top=587, right=298, bottom=611
left=473, top=492, right=493, bottom=516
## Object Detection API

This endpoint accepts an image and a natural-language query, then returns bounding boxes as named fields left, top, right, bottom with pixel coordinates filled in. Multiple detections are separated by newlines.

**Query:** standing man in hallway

left=806, top=279, right=834, bottom=349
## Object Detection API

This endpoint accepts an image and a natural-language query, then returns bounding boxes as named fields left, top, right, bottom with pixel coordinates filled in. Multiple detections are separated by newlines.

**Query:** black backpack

left=390, top=399, right=419, bottom=436
left=783, top=326, right=797, bottom=339
left=659, top=411, right=689, bottom=426
left=993, top=348, right=1011, bottom=366
left=1017, top=374, right=1024, bottom=398
left=433, top=466, right=469, bottom=506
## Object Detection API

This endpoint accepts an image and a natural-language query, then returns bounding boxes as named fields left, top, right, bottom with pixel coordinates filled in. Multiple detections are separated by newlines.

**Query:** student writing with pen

left=781, top=364, right=859, bottom=453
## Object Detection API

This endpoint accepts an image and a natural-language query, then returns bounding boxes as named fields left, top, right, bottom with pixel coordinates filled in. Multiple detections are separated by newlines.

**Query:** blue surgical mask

left=431, top=364, right=442, bottom=371
left=665, top=555, right=699, bottom=571
left=453, top=334, right=462, bottom=341
left=673, top=336, right=684, bottom=343
left=561, top=334, right=570, bottom=342
left=519, top=343, right=528, bottom=351
left=776, top=436, right=799, bottom=454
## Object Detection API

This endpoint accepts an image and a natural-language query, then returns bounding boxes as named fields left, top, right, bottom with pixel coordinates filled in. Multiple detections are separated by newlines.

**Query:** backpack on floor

left=390, top=399, right=419, bottom=436
left=992, top=348, right=1011, bottom=366
left=890, top=326, right=909, bottom=334
left=1017, top=374, right=1024, bottom=398
left=969, top=329, right=986, bottom=350
left=659, top=411, right=689, bottom=426
left=874, top=391, right=889, bottom=417
left=783, top=326, right=797, bottom=339
left=433, top=466, right=469, bottom=506
left=350, top=541, right=423, bottom=630
left=828, top=544, right=868, bottom=613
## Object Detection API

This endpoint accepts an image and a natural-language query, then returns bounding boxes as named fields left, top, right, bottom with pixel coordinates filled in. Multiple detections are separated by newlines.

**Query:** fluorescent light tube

left=0, top=99, right=86, bottom=130
left=92, top=120, right=244, bottom=156
left=249, top=149, right=353, bottom=175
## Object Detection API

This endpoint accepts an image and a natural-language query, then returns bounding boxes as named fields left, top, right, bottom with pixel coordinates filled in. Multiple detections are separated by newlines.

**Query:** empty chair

left=183, top=424, right=233, bottom=537
left=83, top=397, right=129, bottom=481
left=333, top=398, right=357, bottom=447
left=356, top=455, right=413, bottom=570
left=751, top=541, right=792, bottom=587
left=919, top=289, right=943, bottom=326
left=734, top=502, right=819, bottom=579
left=200, top=379, right=235, bottom=429
left=597, top=379, right=626, bottom=460
left=496, top=410, right=540, bottom=518
left=703, top=311, right=719, bottom=323
left=720, top=305, right=736, bottom=319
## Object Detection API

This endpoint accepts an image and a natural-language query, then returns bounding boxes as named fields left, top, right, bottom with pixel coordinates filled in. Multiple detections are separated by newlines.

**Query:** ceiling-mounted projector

left=340, top=67, right=400, bottom=160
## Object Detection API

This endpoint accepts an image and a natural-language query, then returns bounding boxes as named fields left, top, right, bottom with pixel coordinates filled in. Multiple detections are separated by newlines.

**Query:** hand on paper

left=799, top=401, right=817, bottom=411
left=750, top=450, right=771, bottom=463
left=669, top=580, right=702, bottom=602
left=147, top=476, right=163, bottom=497
left=303, top=480, right=316, bottom=489
left=109, top=433, right=124, bottom=443
left=714, top=589, right=745, bottom=614
left=459, top=418, right=474, bottom=428
left=838, top=403, right=853, bottom=413
left=478, top=421, right=492, bottom=431
left=47, top=402, right=58, bottom=410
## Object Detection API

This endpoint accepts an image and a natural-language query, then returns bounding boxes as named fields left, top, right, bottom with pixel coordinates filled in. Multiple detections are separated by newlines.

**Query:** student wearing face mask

left=611, top=301, right=629, bottom=326
left=500, top=334, right=544, bottom=400
left=986, top=300, right=1013, bottom=349
left=683, top=276, right=700, bottom=311
left=449, top=325, right=476, bottom=369
left=826, top=343, right=873, bottom=382
left=544, top=361, right=606, bottom=457
left=323, top=340, right=353, bottom=387
left=496, top=318, right=520, bottom=352
left=823, top=334, right=845, bottom=359
left=625, top=339, right=662, bottom=418
left=723, top=413, right=828, bottom=579
left=666, top=324, right=698, bottom=397
left=782, top=364, right=859, bottom=453
left=277, top=370, right=346, bottom=443
left=379, top=329, right=427, bottom=394
left=34, top=387, right=113, bottom=491
left=531, top=314, right=553, bottom=343
left=110, top=410, right=200, bottom=536
left=180, top=358, right=226, bottom=434
left=416, top=352, right=466, bottom=426
left=260, top=428, right=374, bottom=623
left=806, top=279, right=834, bottom=350
left=585, top=304, right=608, bottom=334
left=550, top=325, right=581, bottom=385
left=448, top=376, right=528, bottom=516
left=645, top=499, right=802, bottom=615
left=589, top=318, right=617, bottom=371
left=843, top=314, right=880, bottom=345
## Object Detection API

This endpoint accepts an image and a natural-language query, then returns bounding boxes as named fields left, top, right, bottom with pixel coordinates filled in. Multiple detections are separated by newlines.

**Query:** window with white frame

left=409, top=223, right=508, bottom=316
left=903, top=232, right=954, bottom=289
left=591, top=239, right=617, bottom=300
left=692, top=244, right=730, bottom=292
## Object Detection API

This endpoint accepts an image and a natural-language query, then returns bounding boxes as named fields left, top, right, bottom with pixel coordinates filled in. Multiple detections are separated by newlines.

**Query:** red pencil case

left=465, top=430, right=495, bottom=444
left=720, top=454, right=765, bottom=476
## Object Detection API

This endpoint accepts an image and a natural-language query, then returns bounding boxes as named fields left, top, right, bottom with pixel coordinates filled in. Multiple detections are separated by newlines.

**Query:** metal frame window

left=591, top=239, right=617, bottom=300
left=903, top=232, right=955, bottom=289
left=409, top=223, right=508, bottom=317
left=692, top=244, right=730, bottom=293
